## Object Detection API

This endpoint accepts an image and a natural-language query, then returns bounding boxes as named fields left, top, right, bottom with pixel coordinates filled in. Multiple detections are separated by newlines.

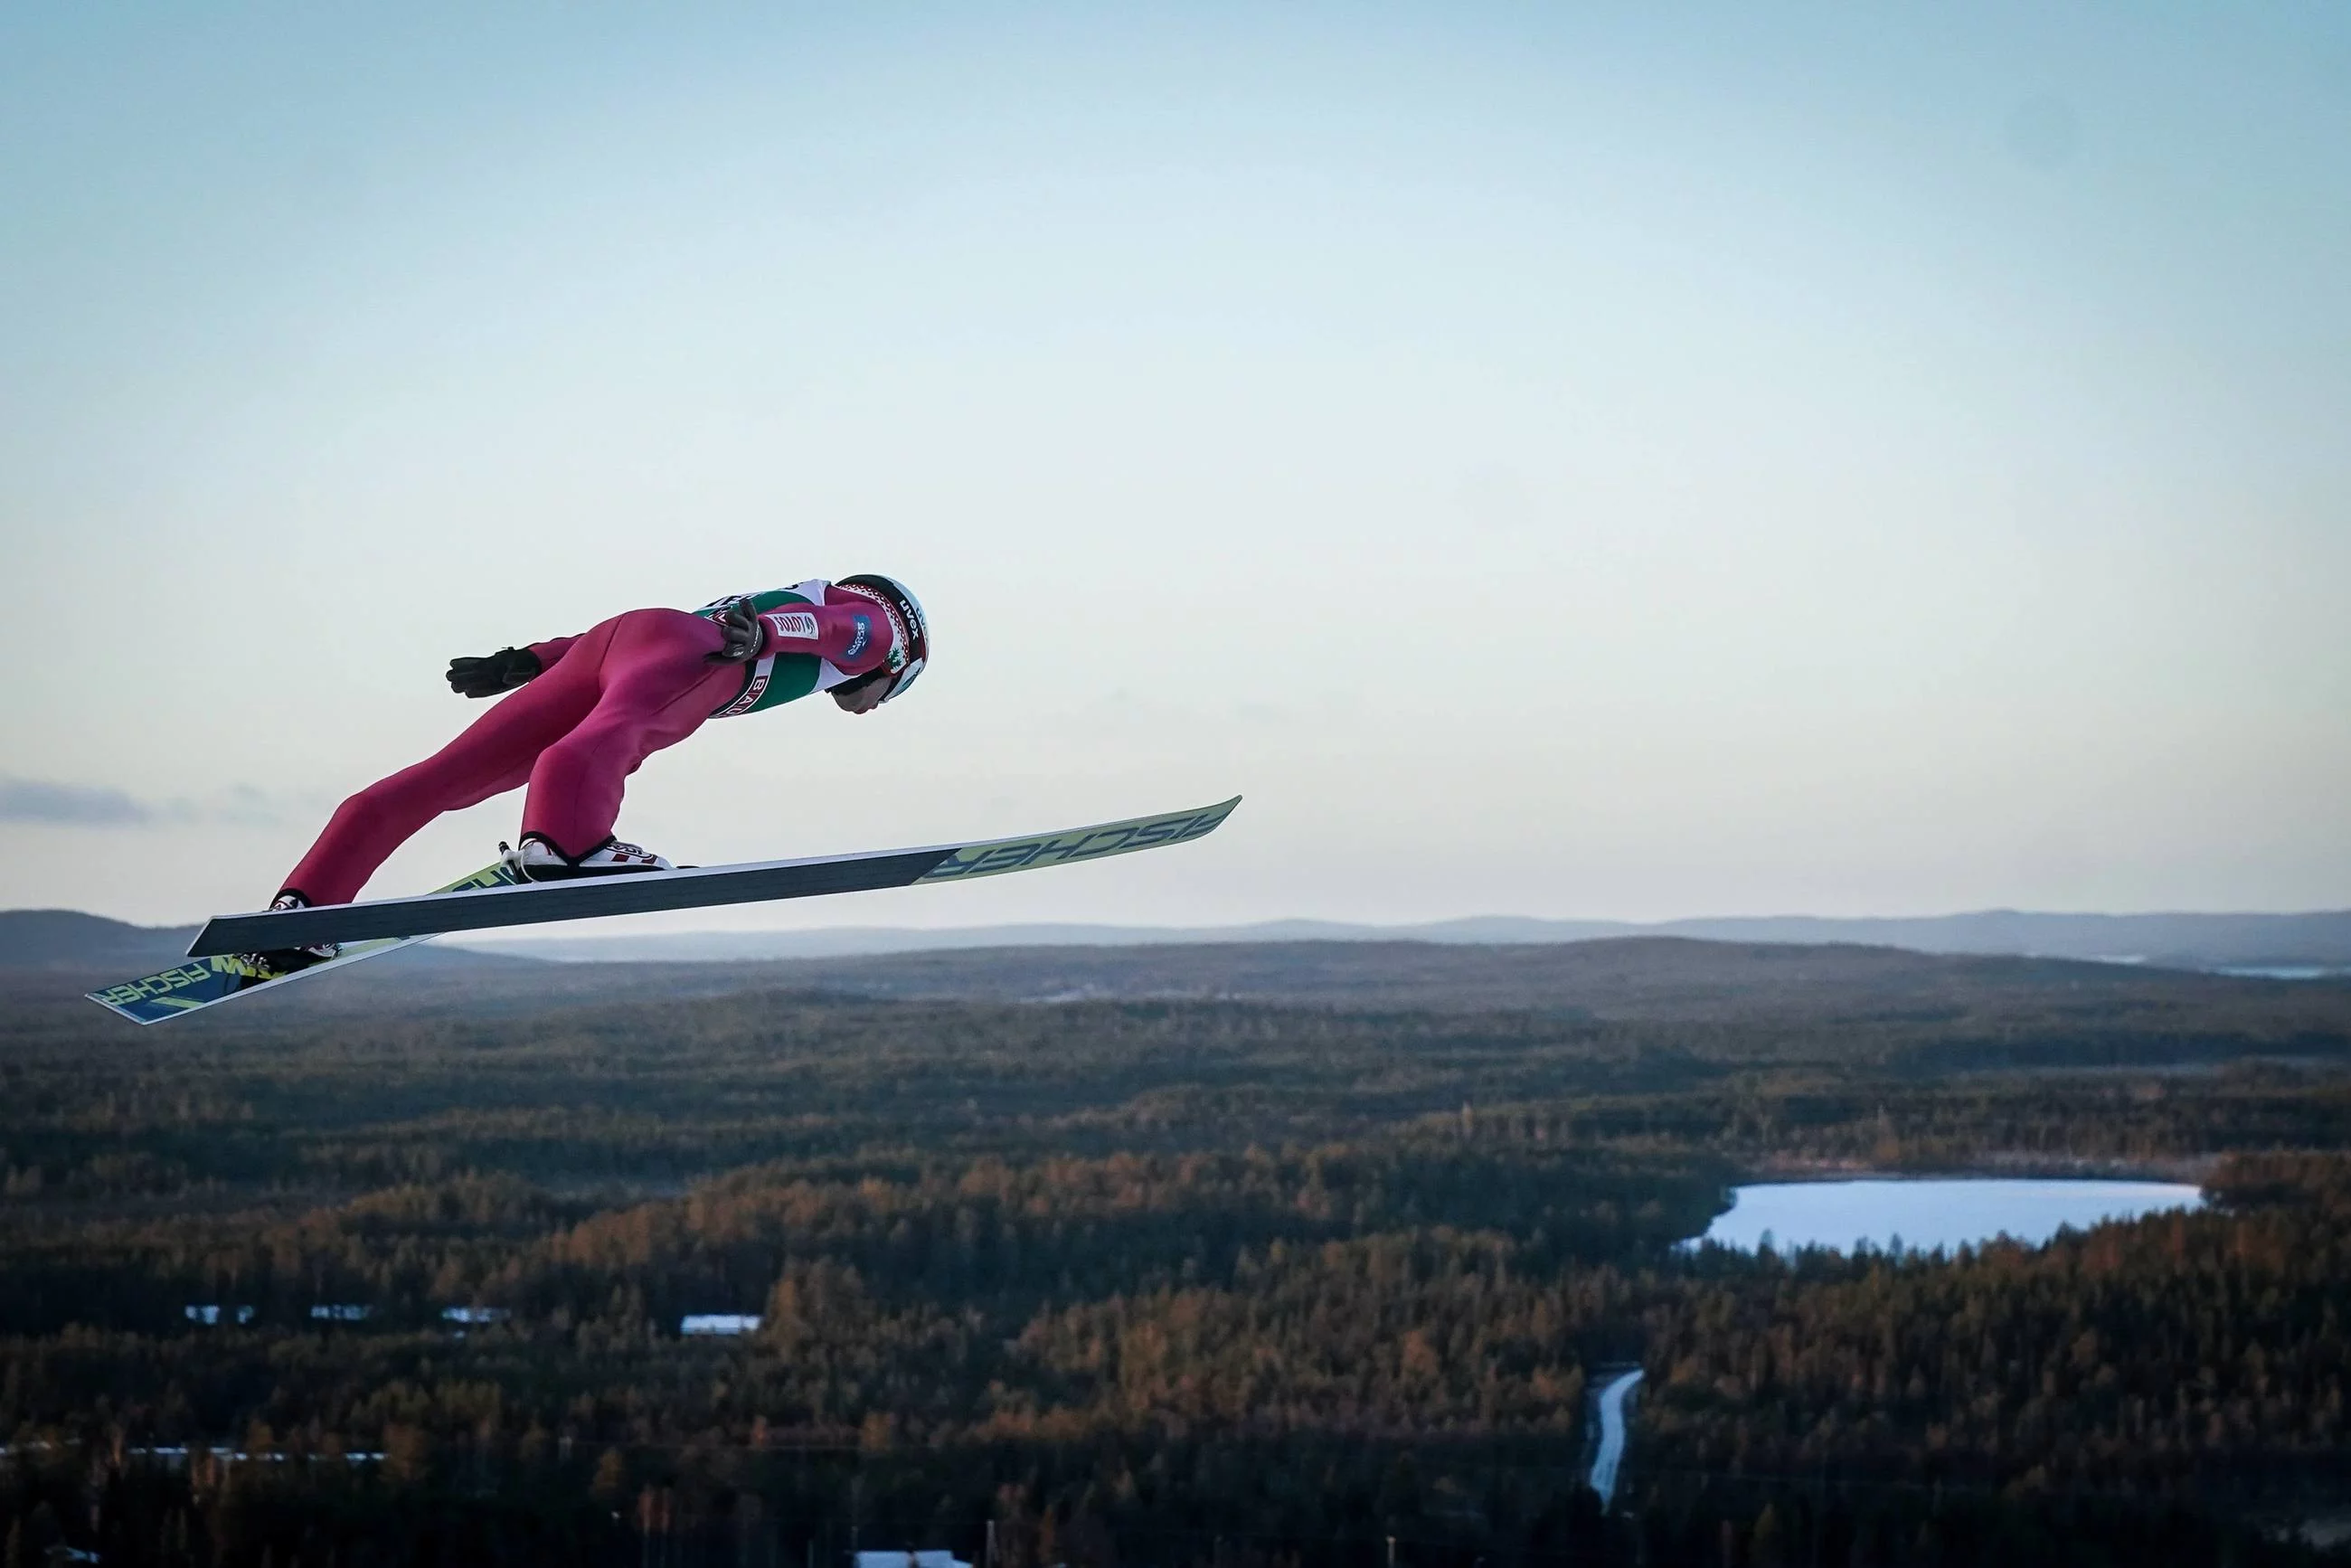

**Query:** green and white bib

left=694, top=581, right=857, bottom=719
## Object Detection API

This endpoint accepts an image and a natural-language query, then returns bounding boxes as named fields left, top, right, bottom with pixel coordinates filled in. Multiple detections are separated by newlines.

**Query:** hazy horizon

left=5, top=5, right=2346, bottom=930
left=16, top=900, right=2351, bottom=943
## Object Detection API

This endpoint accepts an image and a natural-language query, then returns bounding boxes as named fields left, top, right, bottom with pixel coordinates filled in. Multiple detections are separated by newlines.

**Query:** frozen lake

left=1695, top=1177, right=2205, bottom=1255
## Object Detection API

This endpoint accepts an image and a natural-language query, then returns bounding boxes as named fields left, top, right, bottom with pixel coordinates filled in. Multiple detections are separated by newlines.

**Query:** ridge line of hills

left=5, top=904, right=2350, bottom=974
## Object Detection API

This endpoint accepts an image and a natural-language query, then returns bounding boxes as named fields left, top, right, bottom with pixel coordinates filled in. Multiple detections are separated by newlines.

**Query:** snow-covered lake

left=1694, top=1177, right=2205, bottom=1255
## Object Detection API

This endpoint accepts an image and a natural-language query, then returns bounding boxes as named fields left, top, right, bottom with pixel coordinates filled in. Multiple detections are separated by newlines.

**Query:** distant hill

left=0, top=910, right=204, bottom=971
left=705, top=935, right=2351, bottom=1022
left=455, top=909, right=2351, bottom=972
left=12, top=935, right=2326, bottom=1063
left=12, top=917, right=2345, bottom=1063
left=0, top=909, right=539, bottom=974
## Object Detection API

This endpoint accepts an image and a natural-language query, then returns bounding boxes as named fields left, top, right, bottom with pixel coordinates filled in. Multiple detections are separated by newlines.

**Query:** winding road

left=1587, top=1368, right=1644, bottom=1507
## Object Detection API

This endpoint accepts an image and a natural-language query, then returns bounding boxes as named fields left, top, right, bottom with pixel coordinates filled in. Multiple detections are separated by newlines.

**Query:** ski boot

left=501, top=833, right=674, bottom=883
left=245, top=890, right=342, bottom=974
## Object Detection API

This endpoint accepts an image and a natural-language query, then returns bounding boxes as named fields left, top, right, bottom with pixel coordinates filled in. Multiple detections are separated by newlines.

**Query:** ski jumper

left=279, top=583, right=901, bottom=907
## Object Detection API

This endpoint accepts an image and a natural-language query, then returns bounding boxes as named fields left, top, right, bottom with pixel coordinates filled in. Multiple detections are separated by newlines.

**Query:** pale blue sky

left=3, top=4, right=2346, bottom=929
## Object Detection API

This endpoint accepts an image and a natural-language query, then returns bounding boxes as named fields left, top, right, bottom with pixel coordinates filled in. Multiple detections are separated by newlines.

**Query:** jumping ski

left=86, top=861, right=519, bottom=1025
left=87, top=798, right=1239, bottom=1024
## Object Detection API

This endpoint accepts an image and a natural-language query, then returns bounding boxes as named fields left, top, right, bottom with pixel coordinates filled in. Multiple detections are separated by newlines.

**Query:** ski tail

left=86, top=861, right=515, bottom=1025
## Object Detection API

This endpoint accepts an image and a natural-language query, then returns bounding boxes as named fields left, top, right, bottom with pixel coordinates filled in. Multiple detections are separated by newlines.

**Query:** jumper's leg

left=518, top=609, right=738, bottom=860
left=277, top=620, right=621, bottom=905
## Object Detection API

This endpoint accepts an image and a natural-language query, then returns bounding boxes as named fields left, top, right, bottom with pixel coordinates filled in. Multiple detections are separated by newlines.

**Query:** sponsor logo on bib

left=763, top=610, right=820, bottom=641
left=713, top=656, right=777, bottom=718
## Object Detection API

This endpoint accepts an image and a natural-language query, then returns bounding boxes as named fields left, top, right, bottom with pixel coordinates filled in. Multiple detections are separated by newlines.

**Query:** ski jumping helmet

left=832, top=573, right=929, bottom=704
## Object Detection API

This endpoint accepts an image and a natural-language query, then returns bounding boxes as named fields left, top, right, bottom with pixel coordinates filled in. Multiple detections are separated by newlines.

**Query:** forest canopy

left=4, top=944, right=2349, bottom=1566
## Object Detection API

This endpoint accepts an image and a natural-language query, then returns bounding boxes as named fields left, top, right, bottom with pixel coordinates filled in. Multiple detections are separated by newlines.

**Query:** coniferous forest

left=5, top=940, right=2351, bottom=1566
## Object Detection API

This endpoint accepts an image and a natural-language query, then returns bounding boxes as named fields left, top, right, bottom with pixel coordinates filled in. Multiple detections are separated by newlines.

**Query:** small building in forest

left=855, top=1551, right=971, bottom=1568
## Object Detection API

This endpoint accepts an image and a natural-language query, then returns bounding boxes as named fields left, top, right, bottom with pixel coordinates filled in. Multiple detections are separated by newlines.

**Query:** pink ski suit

left=280, top=585, right=900, bottom=907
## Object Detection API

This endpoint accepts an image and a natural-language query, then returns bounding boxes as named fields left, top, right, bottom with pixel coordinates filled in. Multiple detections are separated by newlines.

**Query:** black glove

left=447, top=647, right=543, bottom=698
left=707, top=598, right=766, bottom=665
